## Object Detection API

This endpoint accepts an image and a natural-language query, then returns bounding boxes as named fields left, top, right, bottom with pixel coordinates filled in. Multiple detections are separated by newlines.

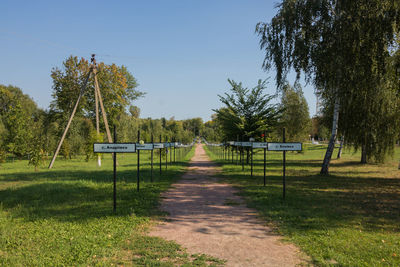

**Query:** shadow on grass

left=0, top=166, right=187, bottom=222
left=214, top=161, right=400, bottom=234
left=209, top=153, right=400, bottom=233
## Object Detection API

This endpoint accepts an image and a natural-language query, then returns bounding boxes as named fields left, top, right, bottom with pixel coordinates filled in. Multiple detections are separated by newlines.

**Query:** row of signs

left=94, top=142, right=193, bottom=153
left=212, top=142, right=302, bottom=151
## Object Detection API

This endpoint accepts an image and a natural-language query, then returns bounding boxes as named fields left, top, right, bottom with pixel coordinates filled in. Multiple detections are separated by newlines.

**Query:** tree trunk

left=246, top=148, right=249, bottom=164
left=320, top=96, right=340, bottom=175
left=337, top=136, right=344, bottom=159
left=361, top=144, right=367, bottom=164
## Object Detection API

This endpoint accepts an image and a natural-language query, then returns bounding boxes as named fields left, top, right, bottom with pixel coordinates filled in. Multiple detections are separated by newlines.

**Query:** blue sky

left=0, top=0, right=316, bottom=121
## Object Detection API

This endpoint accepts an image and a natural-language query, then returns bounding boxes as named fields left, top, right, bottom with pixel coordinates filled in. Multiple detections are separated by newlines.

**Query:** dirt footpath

left=149, top=144, right=303, bottom=266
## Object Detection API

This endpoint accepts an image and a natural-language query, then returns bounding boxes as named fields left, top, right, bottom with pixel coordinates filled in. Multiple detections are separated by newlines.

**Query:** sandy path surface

left=149, top=144, right=303, bottom=266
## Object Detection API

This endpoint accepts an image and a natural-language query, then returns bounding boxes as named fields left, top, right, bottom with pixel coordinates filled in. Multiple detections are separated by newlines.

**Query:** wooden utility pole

left=94, top=58, right=101, bottom=166
left=48, top=54, right=113, bottom=169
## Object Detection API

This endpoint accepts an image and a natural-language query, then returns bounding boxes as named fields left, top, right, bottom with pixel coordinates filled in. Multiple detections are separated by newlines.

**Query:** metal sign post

left=165, top=138, right=168, bottom=170
left=236, top=135, right=239, bottom=165
left=113, top=127, right=117, bottom=212
left=173, top=139, right=176, bottom=163
left=241, top=141, right=252, bottom=171
left=231, top=144, right=234, bottom=163
left=267, top=130, right=302, bottom=199
left=250, top=139, right=254, bottom=178
left=169, top=141, right=172, bottom=165
left=283, top=128, right=286, bottom=200
left=137, top=130, right=140, bottom=191
left=93, top=126, right=136, bottom=212
left=136, top=142, right=154, bottom=184
left=251, top=140, right=269, bottom=186
left=241, top=136, right=244, bottom=171
left=151, top=135, right=154, bottom=182
left=159, top=135, right=162, bottom=175
left=263, top=132, right=266, bottom=187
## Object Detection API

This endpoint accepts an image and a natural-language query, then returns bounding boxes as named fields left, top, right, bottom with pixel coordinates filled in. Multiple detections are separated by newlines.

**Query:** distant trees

left=311, top=116, right=330, bottom=141
left=0, top=56, right=201, bottom=169
left=201, top=115, right=222, bottom=142
left=0, top=82, right=200, bottom=168
left=3, top=102, right=32, bottom=158
left=214, top=79, right=281, bottom=141
left=256, top=0, right=400, bottom=173
left=183, top=118, right=204, bottom=137
left=0, top=85, right=40, bottom=159
left=129, top=106, right=141, bottom=118
left=280, top=83, right=311, bottom=141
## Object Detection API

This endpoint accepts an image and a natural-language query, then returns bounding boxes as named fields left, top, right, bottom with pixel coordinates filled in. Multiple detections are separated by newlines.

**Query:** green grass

left=205, top=144, right=400, bottom=266
left=0, top=148, right=224, bottom=266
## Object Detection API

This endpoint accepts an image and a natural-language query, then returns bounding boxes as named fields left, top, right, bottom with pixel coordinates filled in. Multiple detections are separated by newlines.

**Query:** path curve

left=149, top=144, right=303, bottom=266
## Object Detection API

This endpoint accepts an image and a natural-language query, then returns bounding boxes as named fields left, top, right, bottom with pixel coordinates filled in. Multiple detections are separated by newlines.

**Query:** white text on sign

left=267, top=143, right=302, bottom=151
left=136, top=143, right=154, bottom=150
left=94, top=143, right=136, bottom=153
left=252, top=142, right=268, bottom=148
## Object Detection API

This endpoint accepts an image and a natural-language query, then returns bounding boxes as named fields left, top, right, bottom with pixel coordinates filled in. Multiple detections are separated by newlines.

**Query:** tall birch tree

left=256, top=0, right=399, bottom=173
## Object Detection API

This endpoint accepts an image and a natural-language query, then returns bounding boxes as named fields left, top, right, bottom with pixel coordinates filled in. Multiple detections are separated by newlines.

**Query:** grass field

left=0, top=148, right=224, bottom=266
left=205, top=144, right=400, bottom=266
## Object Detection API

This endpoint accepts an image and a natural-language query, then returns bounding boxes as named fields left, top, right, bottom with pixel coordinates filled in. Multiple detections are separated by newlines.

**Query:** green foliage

left=0, top=85, right=41, bottom=158
left=0, top=119, right=6, bottom=163
left=280, top=83, right=311, bottom=141
left=256, top=0, right=400, bottom=163
left=201, top=116, right=222, bottom=142
left=0, top=84, right=38, bottom=118
left=311, top=116, right=330, bottom=141
left=85, top=128, right=104, bottom=162
left=3, top=102, right=32, bottom=158
left=28, top=142, right=45, bottom=172
left=60, top=140, right=70, bottom=159
left=214, top=79, right=282, bottom=141
left=50, top=55, right=144, bottom=129
left=183, top=118, right=204, bottom=136
left=129, top=105, right=140, bottom=118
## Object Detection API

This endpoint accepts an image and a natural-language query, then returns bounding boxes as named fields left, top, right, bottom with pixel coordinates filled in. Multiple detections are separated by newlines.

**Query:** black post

left=165, top=137, right=168, bottom=170
left=137, top=130, right=140, bottom=191
left=159, top=134, right=162, bottom=175
left=263, top=131, right=266, bottom=187
left=113, top=125, right=117, bottom=212
left=224, top=144, right=226, bottom=161
left=236, top=135, right=239, bottom=165
left=173, top=138, right=176, bottom=163
left=241, top=136, right=244, bottom=171
left=170, top=139, right=172, bottom=165
left=283, top=127, right=286, bottom=200
left=151, top=134, right=154, bottom=183
left=179, top=140, right=181, bottom=161
left=251, top=140, right=253, bottom=178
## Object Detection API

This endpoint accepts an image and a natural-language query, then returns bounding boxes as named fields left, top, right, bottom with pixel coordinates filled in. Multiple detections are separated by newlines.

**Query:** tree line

left=0, top=56, right=206, bottom=170
left=208, top=0, right=399, bottom=175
